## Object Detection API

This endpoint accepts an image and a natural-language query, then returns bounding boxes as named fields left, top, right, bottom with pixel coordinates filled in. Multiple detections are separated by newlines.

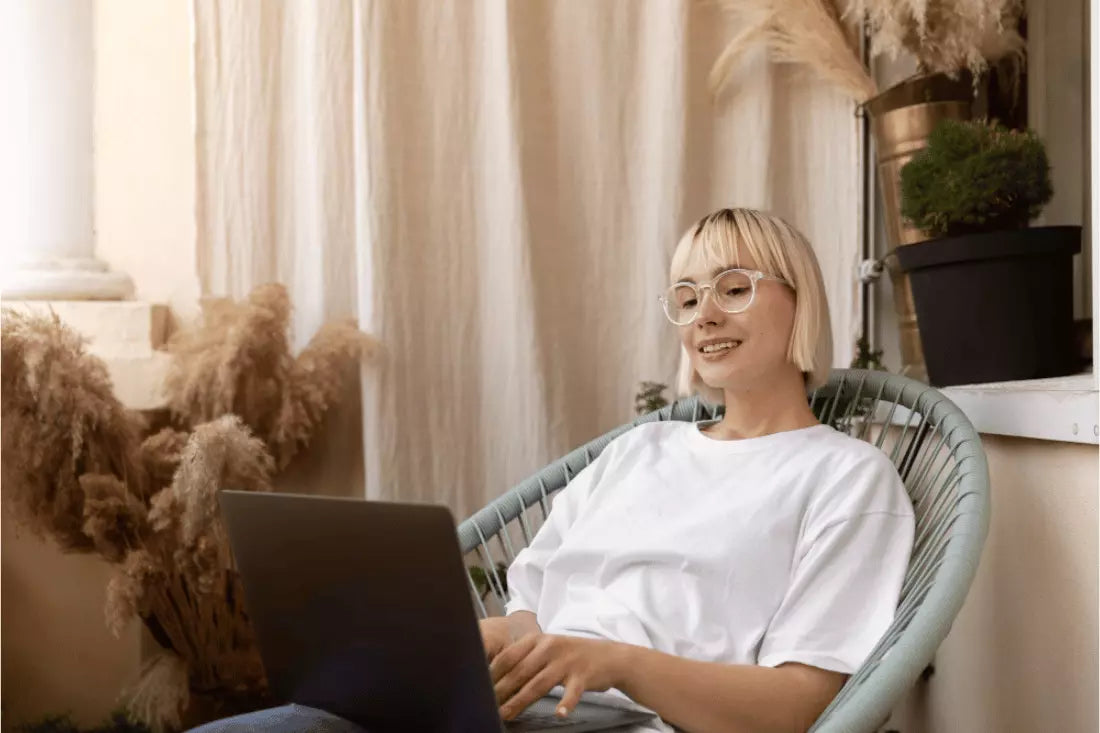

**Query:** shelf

left=941, top=373, right=1098, bottom=445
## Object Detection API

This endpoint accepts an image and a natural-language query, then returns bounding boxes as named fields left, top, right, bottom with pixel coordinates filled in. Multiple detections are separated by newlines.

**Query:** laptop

left=219, top=491, right=658, bottom=732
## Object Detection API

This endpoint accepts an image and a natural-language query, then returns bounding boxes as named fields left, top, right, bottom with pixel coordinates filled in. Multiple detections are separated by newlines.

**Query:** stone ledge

left=3, top=300, right=172, bottom=411
left=105, top=351, right=172, bottom=411
left=2, top=300, right=169, bottom=358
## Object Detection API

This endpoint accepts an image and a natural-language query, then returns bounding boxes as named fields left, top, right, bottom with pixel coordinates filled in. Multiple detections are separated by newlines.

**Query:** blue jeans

left=188, top=704, right=367, bottom=733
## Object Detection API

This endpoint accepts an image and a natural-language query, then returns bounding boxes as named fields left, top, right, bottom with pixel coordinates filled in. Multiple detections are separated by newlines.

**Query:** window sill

left=940, top=373, right=1098, bottom=445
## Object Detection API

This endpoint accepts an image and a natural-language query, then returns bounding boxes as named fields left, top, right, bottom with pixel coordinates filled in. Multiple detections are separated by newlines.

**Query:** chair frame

left=456, top=369, right=991, bottom=732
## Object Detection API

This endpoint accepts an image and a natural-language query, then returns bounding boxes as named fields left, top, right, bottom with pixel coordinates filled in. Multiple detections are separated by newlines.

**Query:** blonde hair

left=670, top=208, right=833, bottom=401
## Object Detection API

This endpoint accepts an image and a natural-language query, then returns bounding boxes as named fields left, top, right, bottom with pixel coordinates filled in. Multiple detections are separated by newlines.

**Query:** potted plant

left=893, top=118, right=1080, bottom=386
left=708, top=0, right=1026, bottom=380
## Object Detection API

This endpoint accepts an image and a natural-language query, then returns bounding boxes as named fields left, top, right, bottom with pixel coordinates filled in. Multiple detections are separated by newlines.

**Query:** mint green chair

left=457, top=369, right=990, bottom=732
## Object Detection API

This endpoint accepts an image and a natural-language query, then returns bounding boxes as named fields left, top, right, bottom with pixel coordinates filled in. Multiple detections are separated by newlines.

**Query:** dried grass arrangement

left=846, top=0, right=1024, bottom=78
left=1, top=284, right=378, bottom=731
left=709, top=0, right=877, bottom=103
left=708, top=0, right=1025, bottom=103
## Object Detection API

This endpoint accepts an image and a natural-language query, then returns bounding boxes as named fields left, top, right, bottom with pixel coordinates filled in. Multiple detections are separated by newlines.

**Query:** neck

left=711, top=369, right=819, bottom=440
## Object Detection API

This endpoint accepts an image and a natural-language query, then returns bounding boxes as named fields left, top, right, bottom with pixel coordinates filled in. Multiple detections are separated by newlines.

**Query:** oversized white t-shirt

left=505, top=420, right=914, bottom=682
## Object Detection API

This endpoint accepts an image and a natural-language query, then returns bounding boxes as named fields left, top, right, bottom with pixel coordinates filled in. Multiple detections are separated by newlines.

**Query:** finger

left=555, top=676, right=585, bottom=718
left=489, top=633, right=539, bottom=684
left=500, top=664, right=563, bottom=721
left=494, top=643, right=549, bottom=705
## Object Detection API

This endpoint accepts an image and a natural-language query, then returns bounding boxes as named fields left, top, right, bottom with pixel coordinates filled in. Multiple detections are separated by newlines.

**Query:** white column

left=0, top=0, right=132, bottom=300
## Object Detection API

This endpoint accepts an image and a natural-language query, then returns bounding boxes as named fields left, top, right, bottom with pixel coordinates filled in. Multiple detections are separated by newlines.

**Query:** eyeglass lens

left=664, top=270, right=754, bottom=324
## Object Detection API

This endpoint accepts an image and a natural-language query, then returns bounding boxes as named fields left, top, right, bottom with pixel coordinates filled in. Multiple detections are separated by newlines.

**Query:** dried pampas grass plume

left=163, top=283, right=378, bottom=469
left=81, top=474, right=152, bottom=563
left=1, top=309, right=147, bottom=550
left=168, top=416, right=274, bottom=545
left=106, top=549, right=167, bottom=637
left=709, top=0, right=877, bottom=104
left=839, top=0, right=1024, bottom=78
left=141, top=428, right=191, bottom=490
left=3, top=288, right=369, bottom=730
left=123, top=651, right=190, bottom=733
left=159, top=416, right=274, bottom=592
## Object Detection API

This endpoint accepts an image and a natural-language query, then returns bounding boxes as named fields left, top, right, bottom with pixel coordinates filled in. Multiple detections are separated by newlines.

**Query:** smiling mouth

left=698, top=340, right=742, bottom=355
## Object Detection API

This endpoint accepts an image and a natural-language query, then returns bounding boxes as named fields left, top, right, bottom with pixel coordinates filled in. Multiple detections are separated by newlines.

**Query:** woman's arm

left=613, top=644, right=846, bottom=733
left=506, top=610, right=542, bottom=640
left=492, top=633, right=844, bottom=733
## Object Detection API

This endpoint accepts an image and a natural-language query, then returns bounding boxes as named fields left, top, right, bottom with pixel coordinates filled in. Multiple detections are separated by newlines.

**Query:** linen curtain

left=193, top=0, right=860, bottom=519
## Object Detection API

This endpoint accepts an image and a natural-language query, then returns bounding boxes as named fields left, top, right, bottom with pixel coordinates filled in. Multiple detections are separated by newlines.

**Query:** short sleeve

left=504, top=435, right=623, bottom=616
left=757, top=510, right=914, bottom=674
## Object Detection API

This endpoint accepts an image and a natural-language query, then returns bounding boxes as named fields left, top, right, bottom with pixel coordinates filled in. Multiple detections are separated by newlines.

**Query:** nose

left=695, top=286, right=725, bottom=326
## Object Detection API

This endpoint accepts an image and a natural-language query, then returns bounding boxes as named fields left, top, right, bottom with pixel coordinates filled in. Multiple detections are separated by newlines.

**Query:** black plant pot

left=894, top=225, right=1082, bottom=387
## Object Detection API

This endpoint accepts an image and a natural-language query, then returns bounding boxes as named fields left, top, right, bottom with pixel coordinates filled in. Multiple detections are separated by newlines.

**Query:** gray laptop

left=219, top=491, right=657, bottom=732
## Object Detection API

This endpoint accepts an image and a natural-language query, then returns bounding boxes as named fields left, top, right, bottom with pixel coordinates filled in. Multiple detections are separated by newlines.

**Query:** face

left=675, top=251, right=800, bottom=394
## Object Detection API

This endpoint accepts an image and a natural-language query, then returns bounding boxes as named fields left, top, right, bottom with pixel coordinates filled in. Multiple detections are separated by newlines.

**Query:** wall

left=888, top=436, right=1099, bottom=732
left=1, top=513, right=143, bottom=730
left=93, top=0, right=201, bottom=325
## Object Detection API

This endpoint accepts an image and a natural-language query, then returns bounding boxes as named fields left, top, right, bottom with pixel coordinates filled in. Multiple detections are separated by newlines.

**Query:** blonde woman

left=195, top=208, right=914, bottom=733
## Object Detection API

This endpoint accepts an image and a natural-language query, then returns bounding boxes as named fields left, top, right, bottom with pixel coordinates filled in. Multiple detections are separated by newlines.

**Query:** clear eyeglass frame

left=657, top=268, right=790, bottom=326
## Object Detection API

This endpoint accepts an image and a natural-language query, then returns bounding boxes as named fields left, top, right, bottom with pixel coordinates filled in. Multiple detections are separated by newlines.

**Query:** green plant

left=634, top=381, right=670, bottom=416
left=900, top=118, right=1053, bottom=238
left=850, top=336, right=886, bottom=372
left=468, top=563, right=509, bottom=600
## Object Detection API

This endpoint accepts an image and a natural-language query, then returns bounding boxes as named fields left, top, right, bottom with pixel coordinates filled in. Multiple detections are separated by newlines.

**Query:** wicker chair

left=456, top=369, right=990, bottom=732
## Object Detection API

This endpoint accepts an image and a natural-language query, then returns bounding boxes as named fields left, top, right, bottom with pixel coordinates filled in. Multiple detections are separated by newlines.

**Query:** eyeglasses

left=658, top=268, right=789, bottom=326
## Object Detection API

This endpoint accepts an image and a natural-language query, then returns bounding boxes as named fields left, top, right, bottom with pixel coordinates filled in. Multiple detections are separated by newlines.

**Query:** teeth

left=701, top=341, right=739, bottom=353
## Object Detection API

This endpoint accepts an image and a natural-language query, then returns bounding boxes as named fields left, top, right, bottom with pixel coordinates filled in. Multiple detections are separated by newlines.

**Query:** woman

left=195, top=208, right=914, bottom=732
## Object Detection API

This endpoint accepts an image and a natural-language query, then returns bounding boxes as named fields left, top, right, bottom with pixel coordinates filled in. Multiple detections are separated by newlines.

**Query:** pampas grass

left=843, top=0, right=1024, bottom=78
left=708, top=0, right=1025, bottom=104
left=1, top=311, right=148, bottom=550
left=1, top=286, right=376, bottom=731
left=709, top=0, right=877, bottom=103
left=123, top=653, right=190, bottom=733
left=163, top=284, right=378, bottom=469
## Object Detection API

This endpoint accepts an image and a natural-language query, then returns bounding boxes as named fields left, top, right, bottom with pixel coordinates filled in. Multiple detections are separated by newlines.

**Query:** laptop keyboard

left=505, top=711, right=585, bottom=731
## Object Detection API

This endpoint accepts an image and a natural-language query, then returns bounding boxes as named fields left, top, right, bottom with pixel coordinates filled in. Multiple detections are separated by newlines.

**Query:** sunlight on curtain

left=194, top=0, right=860, bottom=518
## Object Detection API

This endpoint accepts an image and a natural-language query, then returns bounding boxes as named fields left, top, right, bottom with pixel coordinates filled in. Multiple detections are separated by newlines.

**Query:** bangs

left=669, top=210, right=788, bottom=285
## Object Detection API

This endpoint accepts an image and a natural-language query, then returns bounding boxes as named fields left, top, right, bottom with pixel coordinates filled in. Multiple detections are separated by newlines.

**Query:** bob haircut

left=670, top=208, right=833, bottom=401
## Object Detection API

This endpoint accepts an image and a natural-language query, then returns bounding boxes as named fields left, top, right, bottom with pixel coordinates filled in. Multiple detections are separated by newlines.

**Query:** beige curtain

left=194, top=0, right=861, bottom=520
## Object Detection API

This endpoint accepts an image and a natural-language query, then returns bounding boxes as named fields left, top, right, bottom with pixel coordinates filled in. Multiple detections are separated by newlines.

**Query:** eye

left=681, top=297, right=698, bottom=308
left=724, top=286, right=749, bottom=297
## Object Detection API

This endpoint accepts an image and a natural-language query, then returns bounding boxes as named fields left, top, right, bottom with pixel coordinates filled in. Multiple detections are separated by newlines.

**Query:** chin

left=695, top=364, right=742, bottom=389
left=696, top=359, right=783, bottom=391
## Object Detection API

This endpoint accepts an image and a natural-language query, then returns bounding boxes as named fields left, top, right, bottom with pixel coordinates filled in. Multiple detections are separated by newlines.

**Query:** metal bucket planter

left=866, top=74, right=974, bottom=381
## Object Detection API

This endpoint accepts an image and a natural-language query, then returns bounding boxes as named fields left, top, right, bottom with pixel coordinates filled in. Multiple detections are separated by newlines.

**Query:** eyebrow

left=678, top=265, right=739, bottom=284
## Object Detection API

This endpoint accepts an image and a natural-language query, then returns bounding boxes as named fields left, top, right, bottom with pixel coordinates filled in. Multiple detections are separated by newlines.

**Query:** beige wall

left=890, top=436, right=1099, bottom=732
left=1, top=511, right=142, bottom=729
left=93, top=0, right=200, bottom=324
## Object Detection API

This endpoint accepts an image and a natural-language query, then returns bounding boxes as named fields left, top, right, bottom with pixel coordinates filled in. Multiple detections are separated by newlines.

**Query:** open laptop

left=219, top=491, right=657, bottom=732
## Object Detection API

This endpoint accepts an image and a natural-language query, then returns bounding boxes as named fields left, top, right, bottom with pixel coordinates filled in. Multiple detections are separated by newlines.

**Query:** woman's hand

left=489, top=633, right=626, bottom=721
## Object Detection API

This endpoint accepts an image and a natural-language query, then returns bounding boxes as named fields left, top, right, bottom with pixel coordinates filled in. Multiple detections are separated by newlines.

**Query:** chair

left=456, top=369, right=991, bottom=732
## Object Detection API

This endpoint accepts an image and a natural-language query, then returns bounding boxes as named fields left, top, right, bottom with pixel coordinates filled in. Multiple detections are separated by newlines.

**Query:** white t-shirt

left=505, top=420, right=915, bottom=679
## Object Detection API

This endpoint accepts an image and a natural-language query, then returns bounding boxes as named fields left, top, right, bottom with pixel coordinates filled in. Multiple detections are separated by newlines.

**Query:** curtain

left=193, top=0, right=860, bottom=520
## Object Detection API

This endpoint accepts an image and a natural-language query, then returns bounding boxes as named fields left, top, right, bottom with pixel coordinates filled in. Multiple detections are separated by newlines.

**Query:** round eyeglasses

left=658, top=268, right=790, bottom=326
